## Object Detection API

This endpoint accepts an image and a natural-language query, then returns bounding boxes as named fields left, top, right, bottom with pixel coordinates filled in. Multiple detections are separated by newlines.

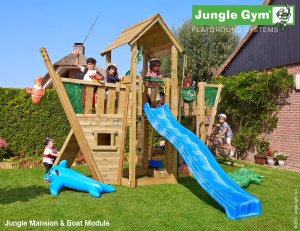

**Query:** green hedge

left=0, top=88, right=70, bottom=157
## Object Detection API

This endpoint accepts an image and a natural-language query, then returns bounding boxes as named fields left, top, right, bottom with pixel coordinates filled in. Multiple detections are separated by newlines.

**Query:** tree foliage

left=161, top=20, right=240, bottom=82
left=212, top=68, right=294, bottom=156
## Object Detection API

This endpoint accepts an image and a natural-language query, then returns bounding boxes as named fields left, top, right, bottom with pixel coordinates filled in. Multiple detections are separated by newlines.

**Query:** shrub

left=255, top=138, right=270, bottom=156
left=13, top=151, right=44, bottom=168
left=0, top=88, right=70, bottom=158
left=213, top=68, right=294, bottom=157
left=0, top=138, right=10, bottom=161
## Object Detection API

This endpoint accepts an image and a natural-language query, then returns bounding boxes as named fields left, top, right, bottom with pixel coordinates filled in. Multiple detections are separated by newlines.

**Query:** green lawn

left=0, top=162, right=299, bottom=231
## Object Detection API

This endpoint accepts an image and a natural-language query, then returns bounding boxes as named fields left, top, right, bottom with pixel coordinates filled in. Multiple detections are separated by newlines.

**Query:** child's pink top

left=145, top=70, right=163, bottom=88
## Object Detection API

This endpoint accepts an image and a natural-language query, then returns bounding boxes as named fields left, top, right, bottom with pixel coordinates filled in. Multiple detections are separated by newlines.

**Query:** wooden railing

left=61, top=78, right=129, bottom=115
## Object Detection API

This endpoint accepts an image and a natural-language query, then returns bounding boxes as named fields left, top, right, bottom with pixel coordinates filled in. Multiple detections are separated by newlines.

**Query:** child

left=106, top=63, right=124, bottom=83
left=74, top=52, right=104, bottom=107
left=218, top=114, right=234, bottom=157
left=145, top=58, right=163, bottom=107
left=158, top=91, right=165, bottom=107
left=77, top=57, right=105, bottom=82
left=43, top=137, right=59, bottom=173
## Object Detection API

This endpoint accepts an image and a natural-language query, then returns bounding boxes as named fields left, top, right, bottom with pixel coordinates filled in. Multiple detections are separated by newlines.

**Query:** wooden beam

left=40, top=48, right=103, bottom=182
left=117, top=86, right=130, bottom=184
left=122, top=76, right=132, bottom=84
left=139, top=53, right=149, bottom=171
left=121, top=177, right=130, bottom=188
left=170, top=45, right=178, bottom=117
left=136, top=176, right=175, bottom=186
left=141, top=115, right=149, bottom=170
left=206, top=84, right=223, bottom=140
left=129, top=43, right=137, bottom=188
left=117, top=88, right=126, bottom=114
left=138, top=76, right=143, bottom=116
left=167, top=45, right=178, bottom=183
left=106, top=88, right=116, bottom=114
left=198, top=82, right=206, bottom=142
left=149, top=126, right=154, bottom=160
left=141, top=53, right=149, bottom=112
left=96, top=87, right=105, bottom=115
left=91, top=146, right=117, bottom=151
left=106, top=51, right=111, bottom=68
left=92, top=129, right=118, bottom=134
left=76, top=114, right=124, bottom=119
left=164, top=78, right=171, bottom=106
left=61, top=78, right=127, bottom=89
left=84, top=86, right=94, bottom=114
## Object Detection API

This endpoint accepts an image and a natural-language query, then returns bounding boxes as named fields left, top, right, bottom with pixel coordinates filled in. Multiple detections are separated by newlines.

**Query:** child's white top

left=80, top=67, right=97, bottom=81
left=43, top=147, right=56, bottom=164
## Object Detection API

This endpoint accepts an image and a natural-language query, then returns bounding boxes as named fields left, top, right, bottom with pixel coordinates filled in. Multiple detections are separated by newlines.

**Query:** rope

left=83, top=10, right=102, bottom=44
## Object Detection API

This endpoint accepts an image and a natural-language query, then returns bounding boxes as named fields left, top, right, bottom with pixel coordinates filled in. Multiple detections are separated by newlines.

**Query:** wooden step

left=91, top=146, right=117, bottom=151
left=92, top=129, right=118, bottom=134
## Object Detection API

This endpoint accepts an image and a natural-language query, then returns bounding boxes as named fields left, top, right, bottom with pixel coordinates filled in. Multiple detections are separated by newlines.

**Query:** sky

left=0, top=0, right=263, bottom=88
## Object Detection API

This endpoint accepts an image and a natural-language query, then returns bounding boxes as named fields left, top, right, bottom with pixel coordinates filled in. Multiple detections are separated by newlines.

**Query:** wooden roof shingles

left=100, top=14, right=183, bottom=57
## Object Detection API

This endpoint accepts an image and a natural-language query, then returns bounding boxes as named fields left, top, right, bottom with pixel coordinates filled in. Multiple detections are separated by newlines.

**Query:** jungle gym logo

left=192, top=5, right=295, bottom=31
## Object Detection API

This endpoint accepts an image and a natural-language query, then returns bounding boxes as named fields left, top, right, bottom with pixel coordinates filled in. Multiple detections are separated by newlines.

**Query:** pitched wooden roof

left=215, top=0, right=272, bottom=76
left=100, top=14, right=183, bottom=58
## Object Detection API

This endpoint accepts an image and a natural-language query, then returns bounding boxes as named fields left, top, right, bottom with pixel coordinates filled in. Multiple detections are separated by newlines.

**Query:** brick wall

left=266, top=63, right=300, bottom=168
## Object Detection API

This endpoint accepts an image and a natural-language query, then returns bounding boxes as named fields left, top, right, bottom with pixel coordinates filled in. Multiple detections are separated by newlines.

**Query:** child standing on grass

left=218, top=114, right=234, bottom=157
left=43, top=137, right=59, bottom=173
left=145, top=58, right=163, bottom=107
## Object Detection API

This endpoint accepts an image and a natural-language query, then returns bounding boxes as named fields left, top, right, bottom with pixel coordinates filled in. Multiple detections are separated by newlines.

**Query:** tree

left=161, top=19, right=240, bottom=82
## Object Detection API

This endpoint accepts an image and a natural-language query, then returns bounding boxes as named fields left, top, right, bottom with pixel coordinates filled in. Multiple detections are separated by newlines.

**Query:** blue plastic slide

left=143, top=103, right=261, bottom=220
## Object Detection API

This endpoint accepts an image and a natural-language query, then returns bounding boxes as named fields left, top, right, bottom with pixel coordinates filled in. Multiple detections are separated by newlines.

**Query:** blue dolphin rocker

left=44, top=160, right=116, bottom=198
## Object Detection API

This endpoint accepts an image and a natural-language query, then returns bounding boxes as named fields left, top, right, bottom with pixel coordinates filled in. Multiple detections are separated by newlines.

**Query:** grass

left=0, top=162, right=299, bottom=231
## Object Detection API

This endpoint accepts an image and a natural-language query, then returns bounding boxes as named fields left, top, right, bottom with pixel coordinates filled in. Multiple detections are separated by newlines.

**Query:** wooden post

left=206, top=84, right=223, bottom=140
left=179, top=54, right=187, bottom=116
left=138, top=76, right=143, bottom=116
left=164, top=78, right=171, bottom=106
left=117, top=86, right=130, bottom=183
left=39, top=48, right=103, bottom=182
left=139, top=53, right=149, bottom=114
left=106, top=51, right=111, bottom=68
left=149, top=127, right=154, bottom=160
left=170, top=46, right=178, bottom=117
left=140, top=53, right=149, bottom=169
left=164, top=45, right=178, bottom=183
left=198, top=82, right=206, bottom=142
left=129, top=43, right=137, bottom=188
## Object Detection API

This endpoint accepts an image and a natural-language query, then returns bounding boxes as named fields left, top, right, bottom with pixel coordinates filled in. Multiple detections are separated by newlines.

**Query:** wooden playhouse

left=40, top=14, right=222, bottom=188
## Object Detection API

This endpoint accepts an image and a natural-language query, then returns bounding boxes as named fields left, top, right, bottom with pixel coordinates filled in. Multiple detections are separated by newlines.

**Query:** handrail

left=61, top=78, right=127, bottom=89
